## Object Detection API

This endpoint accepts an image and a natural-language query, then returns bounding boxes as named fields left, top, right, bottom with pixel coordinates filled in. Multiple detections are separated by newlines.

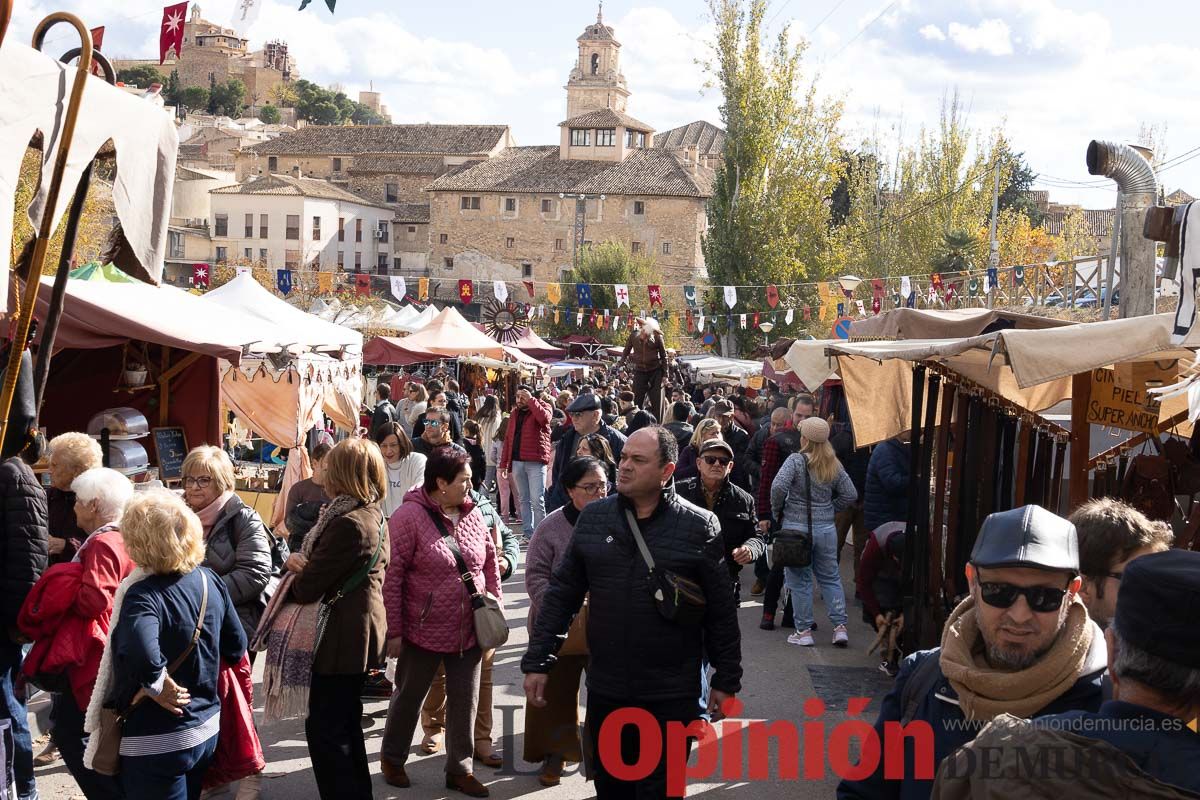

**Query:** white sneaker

left=833, top=624, right=849, bottom=647
left=787, top=630, right=815, bottom=647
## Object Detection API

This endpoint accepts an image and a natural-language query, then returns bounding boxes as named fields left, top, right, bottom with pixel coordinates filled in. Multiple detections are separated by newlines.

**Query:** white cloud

left=946, top=19, right=1014, bottom=56
left=919, top=24, right=946, bottom=42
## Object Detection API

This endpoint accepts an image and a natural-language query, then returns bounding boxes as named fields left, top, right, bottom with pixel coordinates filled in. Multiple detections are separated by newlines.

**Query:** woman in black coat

left=180, top=446, right=273, bottom=640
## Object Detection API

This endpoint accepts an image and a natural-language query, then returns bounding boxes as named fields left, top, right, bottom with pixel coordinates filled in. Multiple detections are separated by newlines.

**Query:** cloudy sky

left=13, top=0, right=1200, bottom=208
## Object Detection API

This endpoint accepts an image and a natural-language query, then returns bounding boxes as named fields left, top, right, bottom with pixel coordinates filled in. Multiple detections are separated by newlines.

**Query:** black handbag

left=773, top=455, right=814, bottom=568
left=624, top=510, right=706, bottom=626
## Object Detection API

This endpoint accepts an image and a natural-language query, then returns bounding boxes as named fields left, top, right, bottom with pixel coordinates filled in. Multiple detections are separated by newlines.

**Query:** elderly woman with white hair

left=46, top=431, right=103, bottom=564
left=617, top=315, right=668, bottom=420
left=181, top=446, right=273, bottom=643
left=41, top=467, right=136, bottom=800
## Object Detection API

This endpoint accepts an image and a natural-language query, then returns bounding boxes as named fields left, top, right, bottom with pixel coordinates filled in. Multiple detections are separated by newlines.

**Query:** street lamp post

left=759, top=321, right=775, bottom=349
left=559, top=192, right=606, bottom=271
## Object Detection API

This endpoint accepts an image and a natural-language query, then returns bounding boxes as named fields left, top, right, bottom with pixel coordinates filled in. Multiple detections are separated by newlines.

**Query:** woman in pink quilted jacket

left=379, top=444, right=501, bottom=798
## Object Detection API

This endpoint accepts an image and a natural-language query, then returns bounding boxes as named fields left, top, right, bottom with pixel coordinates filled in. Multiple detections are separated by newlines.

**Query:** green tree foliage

left=163, top=69, right=181, bottom=106
left=534, top=242, right=690, bottom=347
left=995, top=139, right=1042, bottom=226
left=289, top=79, right=387, bottom=125
left=208, top=79, right=247, bottom=117
left=116, top=65, right=164, bottom=88
left=702, top=0, right=844, bottom=354
left=934, top=229, right=985, bottom=273
left=179, top=86, right=210, bottom=111
left=258, top=104, right=281, bottom=124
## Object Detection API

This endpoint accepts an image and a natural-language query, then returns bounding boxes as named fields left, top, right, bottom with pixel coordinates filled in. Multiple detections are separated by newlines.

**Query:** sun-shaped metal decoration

left=482, top=299, right=528, bottom=344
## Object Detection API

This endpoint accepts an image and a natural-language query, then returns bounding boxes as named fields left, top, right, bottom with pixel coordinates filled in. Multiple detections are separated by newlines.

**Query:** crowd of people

left=2, top=350, right=1199, bottom=800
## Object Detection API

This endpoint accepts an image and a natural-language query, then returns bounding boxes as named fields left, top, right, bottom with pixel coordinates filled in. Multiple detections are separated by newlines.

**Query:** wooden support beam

left=157, top=349, right=203, bottom=427
left=1069, top=371, right=1092, bottom=512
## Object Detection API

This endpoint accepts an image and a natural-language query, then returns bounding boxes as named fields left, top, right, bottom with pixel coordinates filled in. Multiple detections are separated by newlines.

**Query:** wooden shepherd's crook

left=0, top=0, right=12, bottom=48
left=0, top=14, right=92, bottom=446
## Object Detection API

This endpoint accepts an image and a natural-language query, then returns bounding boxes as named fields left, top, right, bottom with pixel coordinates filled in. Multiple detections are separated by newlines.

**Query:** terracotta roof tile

left=393, top=202, right=430, bottom=223
left=558, top=108, right=654, bottom=132
left=246, top=124, right=509, bottom=156
left=212, top=174, right=393, bottom=208
left=653, top=121, right=726, bottom=156
left=425, top=146, right=713, bottom=198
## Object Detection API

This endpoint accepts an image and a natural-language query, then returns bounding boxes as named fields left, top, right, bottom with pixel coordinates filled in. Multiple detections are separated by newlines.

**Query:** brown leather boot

left=381, top=759, right=410, bottom=788
left=538, top=755, right=563, bottom=787
left=446, top=773, right=489, bottom=797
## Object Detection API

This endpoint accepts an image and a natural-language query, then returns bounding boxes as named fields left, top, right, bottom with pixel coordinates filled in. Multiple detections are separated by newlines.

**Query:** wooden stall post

left=1068, top=371, right=1092, bottom=511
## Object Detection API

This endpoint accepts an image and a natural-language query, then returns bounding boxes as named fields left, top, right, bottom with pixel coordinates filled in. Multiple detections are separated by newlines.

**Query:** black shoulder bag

left=624, top=510, right=706, bottom=626
left=772, top=455, right=814, bottom=568
left=423, top=508, right=510, bottom=650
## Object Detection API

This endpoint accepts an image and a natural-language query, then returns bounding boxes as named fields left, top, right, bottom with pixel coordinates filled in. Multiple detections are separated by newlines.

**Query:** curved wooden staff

left=0, top=0, right=12, bottom=48
left=33, top=47, right=115, bottom=410
left=0, top=14, right=92, bottom=447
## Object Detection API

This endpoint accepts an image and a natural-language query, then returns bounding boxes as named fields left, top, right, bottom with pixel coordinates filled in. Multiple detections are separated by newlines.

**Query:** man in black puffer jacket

left=523, top=427, right=742, bottom=799
left=0, top=447, right=49, bottom=800
left=675, top=439, right=764, bottom=603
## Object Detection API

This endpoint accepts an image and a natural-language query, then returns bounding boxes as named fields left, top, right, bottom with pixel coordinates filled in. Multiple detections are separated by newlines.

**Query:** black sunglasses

left=978, top=582, right=1068, bottom=613
left=701, top=455, right=731, bottom=467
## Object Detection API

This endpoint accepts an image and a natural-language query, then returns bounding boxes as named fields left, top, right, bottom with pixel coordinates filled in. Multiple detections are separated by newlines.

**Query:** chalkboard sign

left=152, top=427, right=188, bottom=481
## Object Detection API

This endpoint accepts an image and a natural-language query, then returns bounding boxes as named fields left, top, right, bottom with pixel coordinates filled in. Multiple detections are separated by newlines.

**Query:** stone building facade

left=423, top=8, right=716, bottom=294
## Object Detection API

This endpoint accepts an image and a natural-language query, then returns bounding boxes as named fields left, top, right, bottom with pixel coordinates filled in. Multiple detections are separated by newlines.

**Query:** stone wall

left=426, top=190, right=707, bottom=286
left=349, top=172, right=436, bottom=205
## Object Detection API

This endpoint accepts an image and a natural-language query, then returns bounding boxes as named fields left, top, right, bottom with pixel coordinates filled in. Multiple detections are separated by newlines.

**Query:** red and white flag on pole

left=192, top=263, right=209, bottom=288
left=160, top=2, right=188, bottom=64
left=89, top=27, right=105, bottom=75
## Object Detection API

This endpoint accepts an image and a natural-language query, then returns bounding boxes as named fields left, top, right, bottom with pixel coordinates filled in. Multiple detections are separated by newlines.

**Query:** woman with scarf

left=523, top=457, right=605, bottom=787
left=258, top=438, right=389, bottom=800
left=84, top=488, right=247, bottom=800
left=379, top=444, right=501, bottom=798
left=181, top=447, right=272, bottom=644
left=771, top=417, right=857, bottom=648
left=372, top=422, right=427, bottom=519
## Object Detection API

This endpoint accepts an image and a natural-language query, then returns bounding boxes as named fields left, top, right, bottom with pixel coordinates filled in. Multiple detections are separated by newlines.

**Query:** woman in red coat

left=55, top=468, right=135, bottom=800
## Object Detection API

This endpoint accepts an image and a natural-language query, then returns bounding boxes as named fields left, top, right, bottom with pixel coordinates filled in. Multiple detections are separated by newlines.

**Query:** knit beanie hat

left=800, top=417, right=830, bottom=444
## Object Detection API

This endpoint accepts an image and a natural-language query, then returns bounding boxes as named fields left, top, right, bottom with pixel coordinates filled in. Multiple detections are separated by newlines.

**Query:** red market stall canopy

left=362, top=337, right=444, bottom=367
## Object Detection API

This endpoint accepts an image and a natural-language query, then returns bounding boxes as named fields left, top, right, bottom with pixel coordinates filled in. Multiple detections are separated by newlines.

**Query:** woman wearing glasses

left=181, top=446, right=273, bottom=644
left=522, top=457, right=607, bottom=787
left=373, top=422, right=427, bottom=519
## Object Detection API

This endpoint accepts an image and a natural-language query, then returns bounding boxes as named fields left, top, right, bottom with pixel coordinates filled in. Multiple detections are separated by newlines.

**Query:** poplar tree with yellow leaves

left=702, top=0, right=844, bottom=354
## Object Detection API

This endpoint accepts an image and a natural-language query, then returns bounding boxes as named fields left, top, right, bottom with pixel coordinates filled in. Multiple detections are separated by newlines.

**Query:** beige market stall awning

left=784, top=313, right=1200, bottom=446
left=848, top=307, right=1069, bottom=340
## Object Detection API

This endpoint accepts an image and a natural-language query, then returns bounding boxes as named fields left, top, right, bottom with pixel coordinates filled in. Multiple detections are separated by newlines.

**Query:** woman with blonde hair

left=673, top=417, right=722, bottom=482
left=403, top=383, right=429, bottom=438
left=181, top=446, right=273, bottom=641
left=260, top=438, right=389, bottom=800
left=85, top=489, right=247, bottom=799
left=770, top=417, right=857, bottom=648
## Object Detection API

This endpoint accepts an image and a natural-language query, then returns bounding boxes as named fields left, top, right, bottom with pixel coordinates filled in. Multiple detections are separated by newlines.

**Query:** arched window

left=591, top=53, right=600, bottom=75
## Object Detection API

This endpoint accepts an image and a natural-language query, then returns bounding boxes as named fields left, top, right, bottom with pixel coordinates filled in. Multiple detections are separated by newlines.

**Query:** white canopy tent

left=204, top=272, right=362, bottom=354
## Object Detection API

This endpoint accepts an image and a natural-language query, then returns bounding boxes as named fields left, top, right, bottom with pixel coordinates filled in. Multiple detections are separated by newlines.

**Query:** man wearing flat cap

left=933, top=549, right=1200, bottom=798
left=544, top=391, right=626, bottom=514
left=839, top=505, right=1107, bottom=800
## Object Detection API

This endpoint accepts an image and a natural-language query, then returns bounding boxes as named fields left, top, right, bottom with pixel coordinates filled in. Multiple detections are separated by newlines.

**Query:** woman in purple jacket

left=522, top=457, right=607, bottom=786
left=379, top=444, right=501, bottom=798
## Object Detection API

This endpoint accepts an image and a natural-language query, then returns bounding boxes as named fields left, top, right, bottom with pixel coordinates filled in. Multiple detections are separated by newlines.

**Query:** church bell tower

left=565, top=3, right=630, bottom=118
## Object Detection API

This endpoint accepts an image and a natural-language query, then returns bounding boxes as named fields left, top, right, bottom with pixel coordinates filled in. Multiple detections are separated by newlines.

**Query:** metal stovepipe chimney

left=1086, top=140, right=1159, bottom=318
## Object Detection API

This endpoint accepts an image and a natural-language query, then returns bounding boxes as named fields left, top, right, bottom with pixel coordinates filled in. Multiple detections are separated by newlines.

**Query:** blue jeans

left=511, top=460, right=546, bottom=536
left=52, top=692, right=122, bottom=800
left=120, top=735, right=218, bottom=800
left=0, top=640, right=33, bottom=799
left=783, top=522, right=848, bottom=632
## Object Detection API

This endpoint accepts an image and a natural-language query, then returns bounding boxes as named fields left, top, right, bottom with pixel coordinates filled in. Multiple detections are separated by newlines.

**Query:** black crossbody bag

left=773, top=455, right=814, bottom=568
left=624, top=510, right=706, bottom=626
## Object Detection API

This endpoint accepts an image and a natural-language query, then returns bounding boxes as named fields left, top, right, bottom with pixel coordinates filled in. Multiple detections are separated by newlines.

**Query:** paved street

left=36, top=548, right=885, bottom=800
